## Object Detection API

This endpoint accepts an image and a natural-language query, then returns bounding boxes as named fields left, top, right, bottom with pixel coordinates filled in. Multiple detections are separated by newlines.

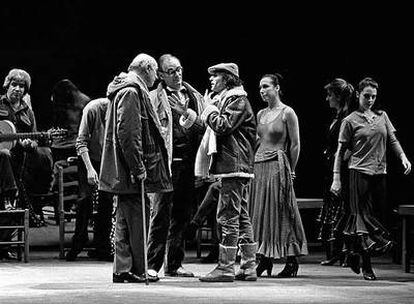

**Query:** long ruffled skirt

left=249, top=154, right=308, bottom=259
left=342, top=169, right=393, bottom=253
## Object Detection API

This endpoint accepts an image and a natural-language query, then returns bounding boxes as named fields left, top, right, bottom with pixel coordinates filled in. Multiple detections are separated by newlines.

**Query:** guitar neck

left=0, top=132, right=50, bottom=142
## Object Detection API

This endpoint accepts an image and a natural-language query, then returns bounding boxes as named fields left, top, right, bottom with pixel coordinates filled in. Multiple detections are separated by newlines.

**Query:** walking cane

left=141, top=179, right=149, bottom=285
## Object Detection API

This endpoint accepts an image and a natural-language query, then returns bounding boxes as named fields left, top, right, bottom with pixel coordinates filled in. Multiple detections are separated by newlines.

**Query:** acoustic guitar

left=0, top=120, right=68, bottom=150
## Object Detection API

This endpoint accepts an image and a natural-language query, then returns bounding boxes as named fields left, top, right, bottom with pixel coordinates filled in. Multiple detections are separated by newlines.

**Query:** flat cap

left=207, top=63, right=239, bottom=78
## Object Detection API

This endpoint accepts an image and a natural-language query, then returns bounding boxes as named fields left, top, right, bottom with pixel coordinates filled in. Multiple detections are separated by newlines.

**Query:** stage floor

left=0, top=249, right=413, bottom=304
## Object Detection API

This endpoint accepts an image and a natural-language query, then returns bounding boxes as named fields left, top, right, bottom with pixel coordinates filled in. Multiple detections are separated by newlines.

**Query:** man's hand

left=203, top=90, right=215, bottom=105
left=168, top=94, right=186, bottom=116
left=21, top=138, right=38, bottom=149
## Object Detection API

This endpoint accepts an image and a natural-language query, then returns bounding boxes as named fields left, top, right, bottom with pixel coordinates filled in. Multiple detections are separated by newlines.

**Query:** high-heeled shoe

left=256, top=256, right=273, bottom=277
left=361, top=252, right=376, bottom=280
left=277, top=260, right=299, bottom=278
left=346, top=253, right=361, bottom=274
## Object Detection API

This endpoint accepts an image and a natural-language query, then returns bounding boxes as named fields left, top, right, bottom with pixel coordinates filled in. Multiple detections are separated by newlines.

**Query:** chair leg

left=24, top=209, right=29, bottom=263
left=402, top=216, right=409, bottom=273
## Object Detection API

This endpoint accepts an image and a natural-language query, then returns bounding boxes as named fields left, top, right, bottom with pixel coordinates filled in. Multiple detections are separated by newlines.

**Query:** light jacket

left=201, top=86, right=256, bottom=178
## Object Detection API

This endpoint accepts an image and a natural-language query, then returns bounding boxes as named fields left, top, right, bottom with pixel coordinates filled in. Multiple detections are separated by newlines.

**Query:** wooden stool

left=398, top=204, right=414, bottom=273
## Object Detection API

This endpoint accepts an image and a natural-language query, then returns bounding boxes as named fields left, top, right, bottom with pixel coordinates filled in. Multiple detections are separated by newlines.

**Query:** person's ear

left=275, top=84, right=280, bottom=92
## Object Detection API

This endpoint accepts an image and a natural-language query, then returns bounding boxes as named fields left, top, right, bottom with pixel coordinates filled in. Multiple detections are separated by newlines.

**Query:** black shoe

left=320, top=253, right=344, bottom=266
left=165, top=266, right=194, bottom=277
left=66, top=250, right=80, bottom=261
left=362, top=268, right=377, bottom=281
left=113, top=272, right=146, bottom=283
left=256, top=256, right=273, bottom=277
left=277, top=261, right=299, bottom=278
left=346, top=253, right=361, bottom=274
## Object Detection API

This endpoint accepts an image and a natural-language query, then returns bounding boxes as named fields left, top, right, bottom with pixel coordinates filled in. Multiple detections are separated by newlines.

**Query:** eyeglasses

left=362, top=93, right=376, bottom=100
left=161, top=66, right=183, bottom=76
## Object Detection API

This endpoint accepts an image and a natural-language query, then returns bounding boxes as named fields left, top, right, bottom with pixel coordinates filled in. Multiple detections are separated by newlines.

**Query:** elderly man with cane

left=99, top=53, right=172, bottom=283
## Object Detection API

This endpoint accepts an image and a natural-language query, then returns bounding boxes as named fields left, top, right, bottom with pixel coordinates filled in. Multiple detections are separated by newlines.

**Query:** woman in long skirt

left=249, top=73, right=308, bottom=277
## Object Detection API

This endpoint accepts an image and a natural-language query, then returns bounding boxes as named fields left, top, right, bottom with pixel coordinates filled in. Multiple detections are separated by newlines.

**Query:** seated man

left=0, top=68, right=53, bottom=227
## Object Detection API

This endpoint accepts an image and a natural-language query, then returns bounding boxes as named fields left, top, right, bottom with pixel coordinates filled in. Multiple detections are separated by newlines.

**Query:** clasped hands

left=130, top=171, right=147, bottom=184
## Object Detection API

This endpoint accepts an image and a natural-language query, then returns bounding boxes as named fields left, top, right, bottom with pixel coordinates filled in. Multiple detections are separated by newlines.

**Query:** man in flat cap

left=198, top=63, right=258, bottom=282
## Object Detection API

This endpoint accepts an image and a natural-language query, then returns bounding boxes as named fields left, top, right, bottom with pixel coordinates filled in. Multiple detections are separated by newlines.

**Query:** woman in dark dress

left=317, top=78, right=354, bottom=266
left=331, top=77, right=411, bottom=280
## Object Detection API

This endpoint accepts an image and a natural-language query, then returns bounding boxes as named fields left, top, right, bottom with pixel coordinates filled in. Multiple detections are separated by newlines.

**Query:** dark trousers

left=192, top=180, right=220, bottom=227
left=217, top=177, right=254, bottom=247
left=71, top=159, right=113, bottom=255
left=71, top=191, right=113, bottom=254
left=114, top=192, right=150, bottom=275
left=147, top=160, right=195, bottom=272
left=0, top=150, right=17, bottom=195
left=192, top=180, right=221, bottom=244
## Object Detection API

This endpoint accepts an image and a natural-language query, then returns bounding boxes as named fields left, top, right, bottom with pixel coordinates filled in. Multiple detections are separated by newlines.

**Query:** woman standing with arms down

left=331, top=77, right=411, bottom=280
left=317, top=78, right=354, bottom=266
left=249, top=73, right=308, bottom=277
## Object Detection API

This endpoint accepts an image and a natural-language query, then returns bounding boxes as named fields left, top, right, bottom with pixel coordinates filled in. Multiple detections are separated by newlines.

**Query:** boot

left=277, top=256, right=299, bottom=278
left=361, top=252, right=376, bottom=280
left=346, top=252, right=361, bottom=274
left=235, top=243, right=257, bottom=281
left=256, top=254, right=273, bottom=277
left=199, top=244, right=237, bottom=282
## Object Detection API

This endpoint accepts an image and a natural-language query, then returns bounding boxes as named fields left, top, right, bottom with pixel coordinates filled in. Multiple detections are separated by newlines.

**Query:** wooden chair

left=0, top=209, right=29, bottom=262
left=397, top=204, right=414, bottom=273
left=56, top=159, right=80, bottom=259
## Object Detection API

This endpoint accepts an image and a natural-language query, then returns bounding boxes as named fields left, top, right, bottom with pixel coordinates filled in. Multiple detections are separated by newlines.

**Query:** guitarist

left=0, top=68, right=53, bottom=228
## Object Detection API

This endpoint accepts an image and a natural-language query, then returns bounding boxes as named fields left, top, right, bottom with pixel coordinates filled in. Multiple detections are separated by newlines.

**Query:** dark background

left=1, top=2, right=413, bottom=208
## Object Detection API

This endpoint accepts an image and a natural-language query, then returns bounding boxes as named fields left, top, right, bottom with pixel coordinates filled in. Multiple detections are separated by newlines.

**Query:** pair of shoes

left=65, top=249, right=80, bottom=261
left=165, top=266, right=194, bottom=277
left=113, top=272, right=146, bottom=283
left=256, top=256, right=273, bottom=277
left=277, top=261, right=299, bottom=278
left=346, top=253, right=361, bottom=274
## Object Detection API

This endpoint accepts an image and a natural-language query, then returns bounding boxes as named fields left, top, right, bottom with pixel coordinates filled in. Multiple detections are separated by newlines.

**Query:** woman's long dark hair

left=324, top=78, right=355, bottom=117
